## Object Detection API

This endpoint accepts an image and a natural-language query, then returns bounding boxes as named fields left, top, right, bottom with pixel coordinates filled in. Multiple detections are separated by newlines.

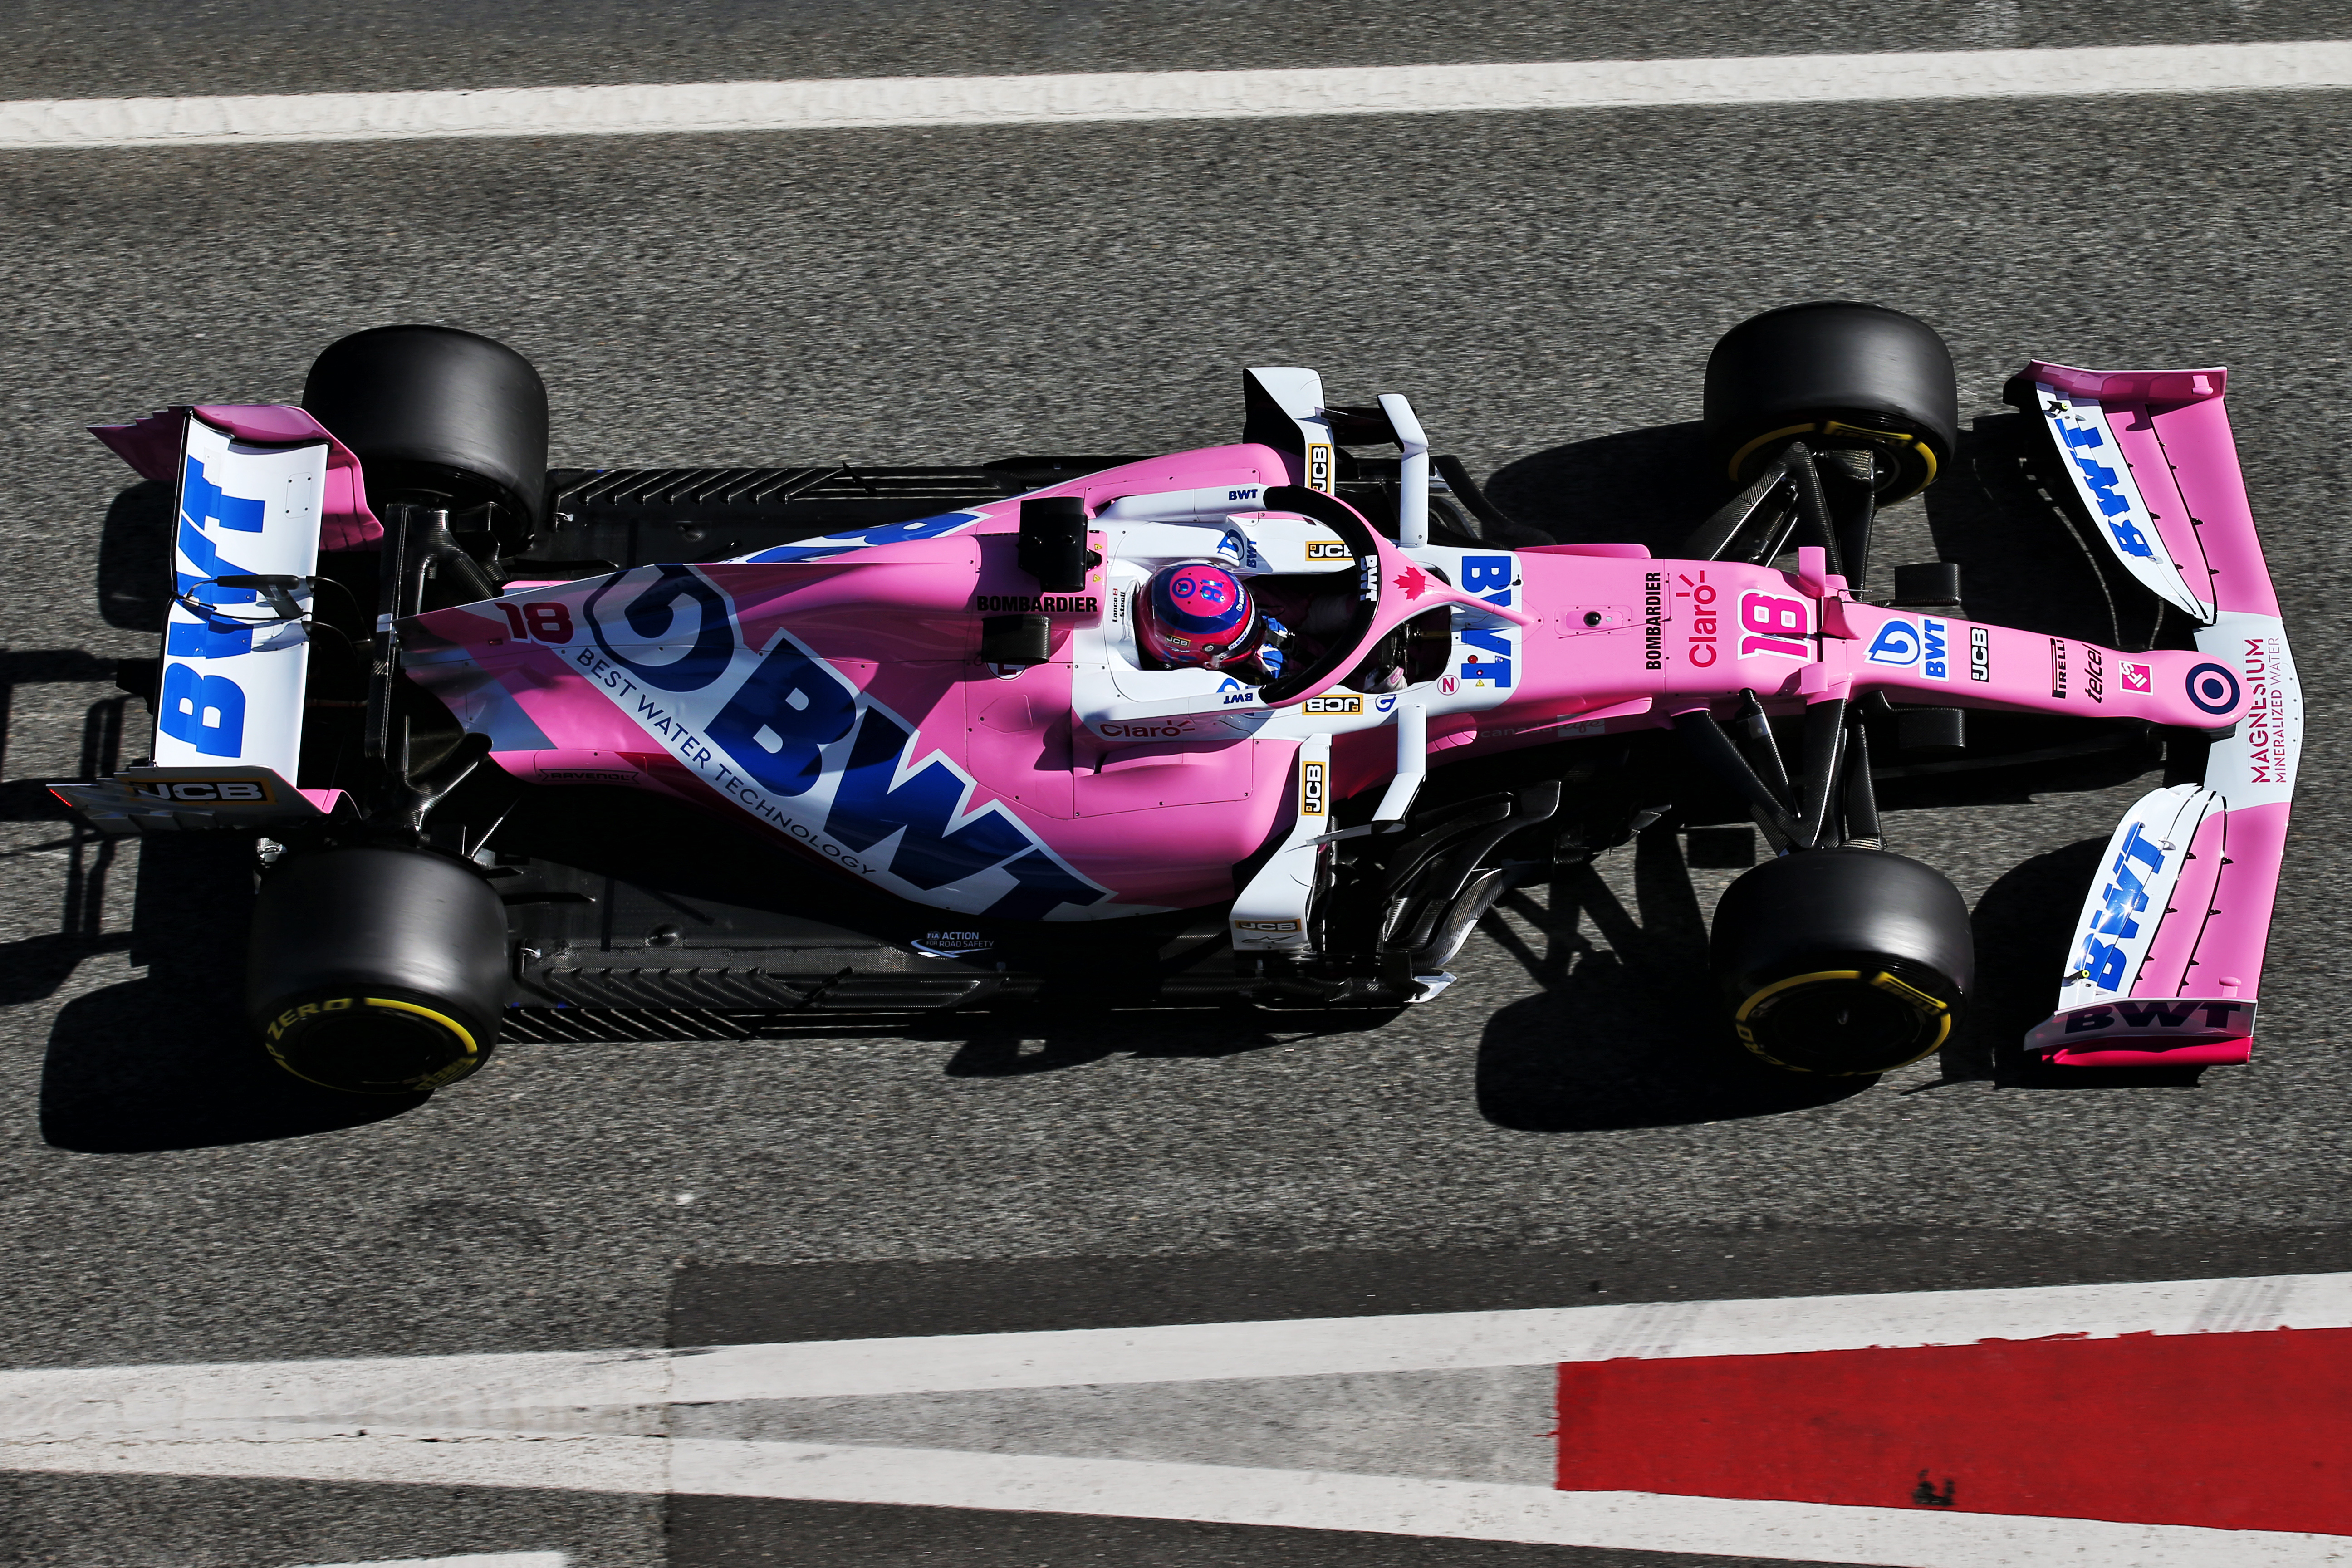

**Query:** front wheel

left=1703, top=301, right=1959, bottom=504
left=246, top=847, right=510, bottom=1094
left=1709, top=848, right=1973, bottom=1074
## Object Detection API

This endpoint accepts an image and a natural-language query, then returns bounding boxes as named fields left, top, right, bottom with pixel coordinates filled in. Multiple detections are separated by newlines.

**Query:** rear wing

left=53, top=407, right=358, bottom=833
left=2017, top=365, right=2301, bottom=1067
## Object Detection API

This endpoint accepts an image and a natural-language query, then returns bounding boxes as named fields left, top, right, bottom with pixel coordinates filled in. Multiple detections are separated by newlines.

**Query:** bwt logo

left=1865, top=615, right=1947, bottom=677
left=2056, top=420, right=2155, bottom=559
left=573, top=565, right=1108, bottom=919
left=745, top=510, right=983, bottom=564
left=2063, top=999, right=2248, bottom=1034
left=2078, top=822, right=2167, bottom=990
left=1215, top=530, right=1266, bottom=571
left=159, top=453, right=277, bottom=757
left=1921, top=618, right=1949, bottom=680
left=1456, top=555, right=1519, bottom=686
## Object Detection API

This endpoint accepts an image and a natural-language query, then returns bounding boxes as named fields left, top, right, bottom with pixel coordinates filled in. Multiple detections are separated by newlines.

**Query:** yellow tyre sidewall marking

left=1734, top=967, right=1951, bottom=1075
left=262, top=995, right=482, bottom=1093
left=1726, top=421, right=1937, bottom=498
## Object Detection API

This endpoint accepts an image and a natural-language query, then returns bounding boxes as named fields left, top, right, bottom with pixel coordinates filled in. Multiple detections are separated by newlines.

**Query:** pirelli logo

left=1300, top=760, right=1327, bottom=815
left=1307, top=442, right=1334, bottom=494
left=1306, top=540, right=1352, bottom=560
left=1301, top=695, right=1362, bottom=715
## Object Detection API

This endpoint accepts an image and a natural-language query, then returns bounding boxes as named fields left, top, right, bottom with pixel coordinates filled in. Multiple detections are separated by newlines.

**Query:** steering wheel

left=1254, top=486, right=1383, bottom=705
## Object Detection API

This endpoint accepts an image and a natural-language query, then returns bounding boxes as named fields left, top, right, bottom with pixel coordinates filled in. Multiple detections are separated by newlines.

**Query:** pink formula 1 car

left=59, top=304, right=2300, bottom=1096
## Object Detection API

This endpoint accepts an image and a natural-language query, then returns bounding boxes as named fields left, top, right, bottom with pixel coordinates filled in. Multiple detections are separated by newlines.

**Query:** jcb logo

left=1301, top=760, right=1327, bottom=815
left=1302, top=696, right=1362, bottom=715
left=1307, top=443, right=1334, bottom=494
left=1236, top=918, right=1302, bottom=933
left=1306, top=540, right=1352, bottom=561
left=132, top=779, right=272, bottom=803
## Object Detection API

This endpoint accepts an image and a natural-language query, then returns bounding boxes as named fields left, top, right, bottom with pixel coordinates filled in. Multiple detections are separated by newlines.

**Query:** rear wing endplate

left=64, top=407, right=348, bottom=833
left=51, top=767, right=339, bottom=835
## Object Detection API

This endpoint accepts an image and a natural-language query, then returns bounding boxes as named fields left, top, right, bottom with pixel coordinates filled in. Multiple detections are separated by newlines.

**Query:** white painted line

left=0, top=1346, right=670, bottom=1442
left=2, top=1272, right=2344, bottom=1567
left=294, top=1556, right=569, bottom=1568
left=7, top=1431, right=2344, bottom=1566
left=3, top=1273, right=2343, bottom=1442
left=671, top=1269, right=2352, bottom=1400
left=0, top=1432, right=670, bottom=1494
left=4, top=42, right=2352, bottom=150
left=671, top=1442, right=2352, bottom=1568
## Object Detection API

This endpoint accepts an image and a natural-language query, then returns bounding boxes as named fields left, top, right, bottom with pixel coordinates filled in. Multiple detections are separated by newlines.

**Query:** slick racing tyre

left=1703, top=301, right=1959, bottom=504
left=1709, top=848, right=1973, bottom=1075
left=302, top=324, right=549, bottom=541
left=246, top=847, right=510, bottom=1094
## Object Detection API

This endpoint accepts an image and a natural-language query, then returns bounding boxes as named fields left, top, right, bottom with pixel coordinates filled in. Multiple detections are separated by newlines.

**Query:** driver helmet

left=1136, top=561, right=1258, bottom=668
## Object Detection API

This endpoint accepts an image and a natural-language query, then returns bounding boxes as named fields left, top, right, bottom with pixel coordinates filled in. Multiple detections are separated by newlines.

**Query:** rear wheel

left=302, top=324, right=549, bottom=551
left=246, top=847, right=510, bottom=1094
left=1703, top=301, right=1958, bottom=504
left=1710, top=848, right=1973, bottom=1074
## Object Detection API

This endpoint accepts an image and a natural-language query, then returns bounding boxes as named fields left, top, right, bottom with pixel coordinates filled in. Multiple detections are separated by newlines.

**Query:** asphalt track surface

left=3, top=3, right=2351, bottom=1564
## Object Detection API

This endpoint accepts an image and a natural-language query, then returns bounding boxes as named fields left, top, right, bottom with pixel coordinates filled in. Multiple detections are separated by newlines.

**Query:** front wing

left=2020, top=366, right=2302, bottom=1067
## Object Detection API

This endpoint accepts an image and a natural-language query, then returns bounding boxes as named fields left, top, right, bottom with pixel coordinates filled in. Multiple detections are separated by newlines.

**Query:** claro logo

left=1098, top=720, right=1196, bottom=739
left=1676, top=569, right=1719, bottom=666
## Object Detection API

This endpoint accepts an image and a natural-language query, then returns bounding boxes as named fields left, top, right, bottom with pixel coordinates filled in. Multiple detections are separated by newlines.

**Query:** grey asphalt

left=6, top=0, right=2348, bottom=101
left=4, top=8, right=2352, bottom=1566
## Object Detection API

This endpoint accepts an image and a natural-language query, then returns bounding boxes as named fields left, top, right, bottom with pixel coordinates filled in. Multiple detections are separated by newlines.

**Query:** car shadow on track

left=98, top=479, right=173, bottom=634
left=936, top=1006, right=1396, bottom=1077
left=1482, top=412, right=2107, bottom=636
left=1946, top=837, right=2205, bottom=1091
left=1474, top=827, right=1872, bottom=1131
left=1919, top=411, right=2142, bottom=647
left=1483, top=421, right=1716, bottom=552
left=40, top=835, right=423, bottom=1153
